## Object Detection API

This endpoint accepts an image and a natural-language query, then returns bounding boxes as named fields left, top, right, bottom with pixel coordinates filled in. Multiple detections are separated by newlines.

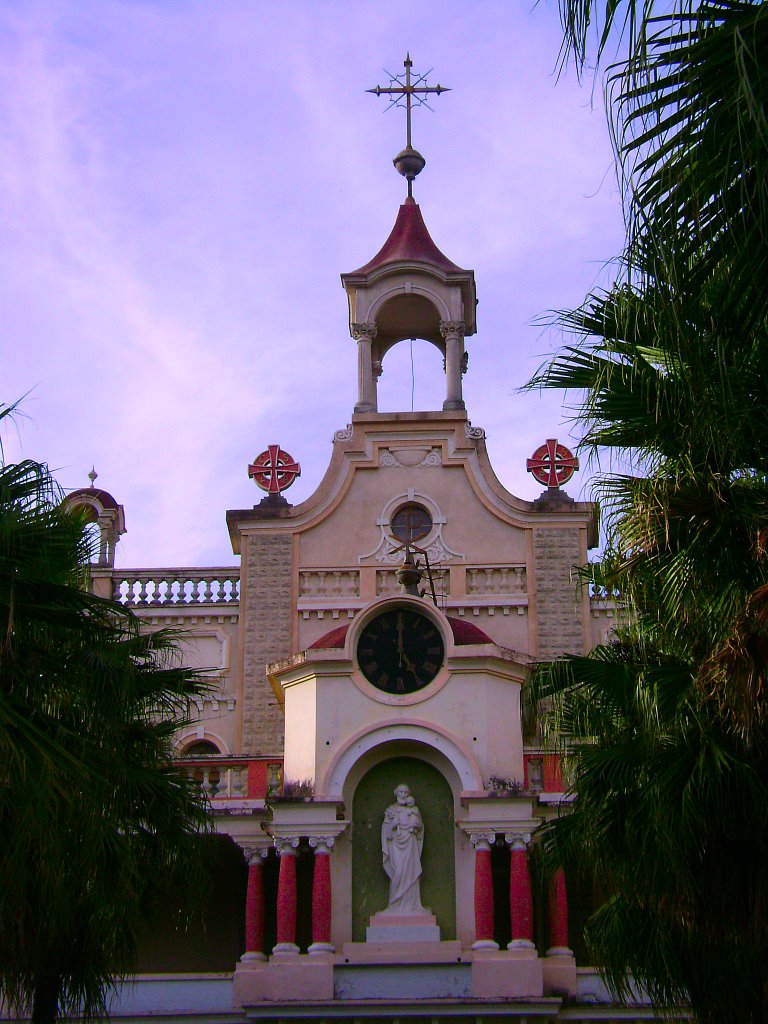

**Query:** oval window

left=391, top=503, right=432, bottom=545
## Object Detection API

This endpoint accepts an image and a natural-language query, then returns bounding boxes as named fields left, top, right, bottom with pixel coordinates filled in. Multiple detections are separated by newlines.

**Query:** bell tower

left=341, top=56, right=477, bottom=414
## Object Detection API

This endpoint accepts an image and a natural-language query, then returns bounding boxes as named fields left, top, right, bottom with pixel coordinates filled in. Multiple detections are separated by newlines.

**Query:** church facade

left=60, top=112, right=677, bottom=1023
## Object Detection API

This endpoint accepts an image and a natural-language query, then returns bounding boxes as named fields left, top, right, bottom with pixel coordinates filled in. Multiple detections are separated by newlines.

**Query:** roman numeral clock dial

left=357, top=608, right=445, bottom=695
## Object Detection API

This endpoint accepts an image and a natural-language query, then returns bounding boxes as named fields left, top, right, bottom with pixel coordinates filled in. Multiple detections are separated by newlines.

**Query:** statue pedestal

left=366, top=911, right=441, bottom=943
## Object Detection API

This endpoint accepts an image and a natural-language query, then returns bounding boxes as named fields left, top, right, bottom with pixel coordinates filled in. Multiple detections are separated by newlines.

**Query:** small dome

left=308, top=615, right=493, bottom=651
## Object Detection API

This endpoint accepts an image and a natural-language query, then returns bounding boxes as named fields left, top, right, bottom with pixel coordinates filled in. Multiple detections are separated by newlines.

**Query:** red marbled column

left=308, top=837, right=334, bottom=953
left=274, top=839, right=299, bottom=954
left=471, top=833, right=499, bottom=950
left=243, top=849, right=267, bottom=961
left=508, top=837, right=535, bottom=948
left=548, top=866, right=570, bottom=953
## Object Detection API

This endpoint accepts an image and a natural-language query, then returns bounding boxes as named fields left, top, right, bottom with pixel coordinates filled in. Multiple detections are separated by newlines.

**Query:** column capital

left=439, top=319, right=466, bottom=339
left=351, top=321, right=378, bottom=342
left=243, top=845, right=270, bottom=865
left=273, top=836, right=301, bottom=855
left=308, top=836, right=335, bottom=853
left=503, top=832, right=532, bottom=850
left=468, top=830, right=497, bottom=851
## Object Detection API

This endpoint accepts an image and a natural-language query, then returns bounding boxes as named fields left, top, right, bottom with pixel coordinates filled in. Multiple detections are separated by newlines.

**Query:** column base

left=240, top=950, right=267, bottom=963
left=233, top=956, right=334, bottom=1005
left=354, top=401, right=377, bottom=413
left=542, top=948, right=577, bottom=998
left=508, top=938, right=536, bottom=951
left=471, top=947, right=544, bottom=998
left=471, top=938, right=499, bottom=951
left=307, top=942, right=335, bottom=955
left=271, top=943, right=300, bottom=956
left=442, top=399, right=466, bottom=411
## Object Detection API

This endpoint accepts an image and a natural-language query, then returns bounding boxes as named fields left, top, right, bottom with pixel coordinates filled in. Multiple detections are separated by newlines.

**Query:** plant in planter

left=487, top=774, right=524, bottom=797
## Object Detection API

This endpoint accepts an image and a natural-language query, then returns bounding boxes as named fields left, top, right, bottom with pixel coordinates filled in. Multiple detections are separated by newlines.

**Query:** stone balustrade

left=183, top=760, right=249, bottom=799
left=112, top=568, right=240, bottom=607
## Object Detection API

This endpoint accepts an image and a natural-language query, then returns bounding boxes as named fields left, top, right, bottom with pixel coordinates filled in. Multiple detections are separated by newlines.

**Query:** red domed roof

left=309, top=624, right=350, bottom=649
left=67, top=486, right=121, bottom=511
left=348, top=198, right=467, bottom=277
left=447, top=617, right=493, bottom=645
left=308, top=615, right=493, bottom=651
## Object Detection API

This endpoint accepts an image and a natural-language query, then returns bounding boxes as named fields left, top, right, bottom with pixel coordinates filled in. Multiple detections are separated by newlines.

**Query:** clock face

left=357, top=608, right=445, bottom=695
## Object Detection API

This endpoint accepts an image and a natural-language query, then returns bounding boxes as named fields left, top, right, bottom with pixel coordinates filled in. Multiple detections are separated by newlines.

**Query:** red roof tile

left=349, top=198, right=466, bottom=276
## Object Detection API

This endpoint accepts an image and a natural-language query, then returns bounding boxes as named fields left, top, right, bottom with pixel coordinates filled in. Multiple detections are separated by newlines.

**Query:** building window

left=183, top=740, right=221, bottom=757
left=391, top=503, right=432, bottom=545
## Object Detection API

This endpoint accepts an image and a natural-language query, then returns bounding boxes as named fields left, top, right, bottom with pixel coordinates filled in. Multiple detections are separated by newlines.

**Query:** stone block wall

left=533, top=527, right=585, bottom=660
left=241, top=533, right=293, bottom=753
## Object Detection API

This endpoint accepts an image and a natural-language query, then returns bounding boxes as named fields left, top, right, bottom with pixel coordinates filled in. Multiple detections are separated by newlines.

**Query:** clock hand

left=401, top=651, right=419, bottom=676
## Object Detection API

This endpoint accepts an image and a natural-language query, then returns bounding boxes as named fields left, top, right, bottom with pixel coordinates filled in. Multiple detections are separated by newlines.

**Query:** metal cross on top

left=367, top=54, right=450, bottom=195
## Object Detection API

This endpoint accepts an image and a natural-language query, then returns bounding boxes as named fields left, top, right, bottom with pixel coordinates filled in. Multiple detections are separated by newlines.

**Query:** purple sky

left=1, top=1, right=625, bottom=569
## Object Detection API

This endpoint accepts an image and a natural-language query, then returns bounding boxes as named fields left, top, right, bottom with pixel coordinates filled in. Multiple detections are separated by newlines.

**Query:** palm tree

left=524, top=2, right=768, bottom=1019
left=0, top=430, right=210, bottom=1024
left=531, top=633, right=768, bottom=1023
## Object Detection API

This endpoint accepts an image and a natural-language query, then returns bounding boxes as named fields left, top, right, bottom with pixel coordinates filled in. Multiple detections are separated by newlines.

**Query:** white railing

left=113, top=568, right=240, bottom=607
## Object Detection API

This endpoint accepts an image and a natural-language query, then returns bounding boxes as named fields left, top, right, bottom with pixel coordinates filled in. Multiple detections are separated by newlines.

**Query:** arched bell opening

left=375, top=294, right=444, bottom=353
left=350, top=754, right=456, bottom=941
left=352, top=289, right=467, bottom=414
left=376, top=337, right=448, bottom=413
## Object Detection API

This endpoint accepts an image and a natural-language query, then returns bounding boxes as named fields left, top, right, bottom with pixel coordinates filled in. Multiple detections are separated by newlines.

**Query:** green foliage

left=0, top=417, right=211, bottom=1023
left=529, top=1, right=768, bottom=1019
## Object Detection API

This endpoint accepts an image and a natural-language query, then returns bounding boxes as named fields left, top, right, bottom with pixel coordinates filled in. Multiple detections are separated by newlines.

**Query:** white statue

left=381, top=783, right=425, bottom=913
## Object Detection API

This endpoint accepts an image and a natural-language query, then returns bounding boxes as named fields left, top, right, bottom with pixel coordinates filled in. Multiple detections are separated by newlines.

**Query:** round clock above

left=357, top=607, right=445, bottom=695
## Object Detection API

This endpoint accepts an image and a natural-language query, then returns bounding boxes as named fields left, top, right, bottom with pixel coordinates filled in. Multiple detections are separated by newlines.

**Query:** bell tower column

left=352, top=322, right=378, bottom=412
left=440, top=320, right=466, bottom=411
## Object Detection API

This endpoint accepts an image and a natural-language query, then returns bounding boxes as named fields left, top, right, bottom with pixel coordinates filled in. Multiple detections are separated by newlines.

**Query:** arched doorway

left=351, top=756, right=455, bottom=941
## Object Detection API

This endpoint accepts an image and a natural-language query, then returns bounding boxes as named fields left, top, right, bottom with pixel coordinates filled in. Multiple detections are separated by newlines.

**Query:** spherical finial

left=393, top=145, right=426, bottom=181
left=88, top=466, right=98, bottom=488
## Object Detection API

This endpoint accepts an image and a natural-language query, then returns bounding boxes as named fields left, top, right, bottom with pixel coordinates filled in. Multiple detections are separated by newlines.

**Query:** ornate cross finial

left=367, top=54, right=450, bottom=196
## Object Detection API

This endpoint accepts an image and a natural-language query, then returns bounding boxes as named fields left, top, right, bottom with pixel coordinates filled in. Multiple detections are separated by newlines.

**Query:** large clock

left=357, top=608, right=445, bottom=695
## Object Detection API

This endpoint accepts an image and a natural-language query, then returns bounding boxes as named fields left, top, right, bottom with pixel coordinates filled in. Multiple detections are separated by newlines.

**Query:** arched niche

left=351, top=755, right=456, bottom=941
left=62, top=487, right=126, bottom=567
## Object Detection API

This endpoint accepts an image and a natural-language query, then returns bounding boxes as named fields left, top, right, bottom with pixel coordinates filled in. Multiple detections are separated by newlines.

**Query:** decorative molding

left=465, top=422, right=486, bottom=440
left=374, top=534, right=459, bottom=567
left=378, top=447, right=442, bottom=469
left=360, top=490, right=463, bottom=566
left=333, top=424, right=353, bottom=443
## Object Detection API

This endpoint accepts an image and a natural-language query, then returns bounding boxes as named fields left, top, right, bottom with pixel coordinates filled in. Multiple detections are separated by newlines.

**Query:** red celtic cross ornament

left=248, top=445, right=301, bottom=494
left=526, top=439, right=579, bottom=488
